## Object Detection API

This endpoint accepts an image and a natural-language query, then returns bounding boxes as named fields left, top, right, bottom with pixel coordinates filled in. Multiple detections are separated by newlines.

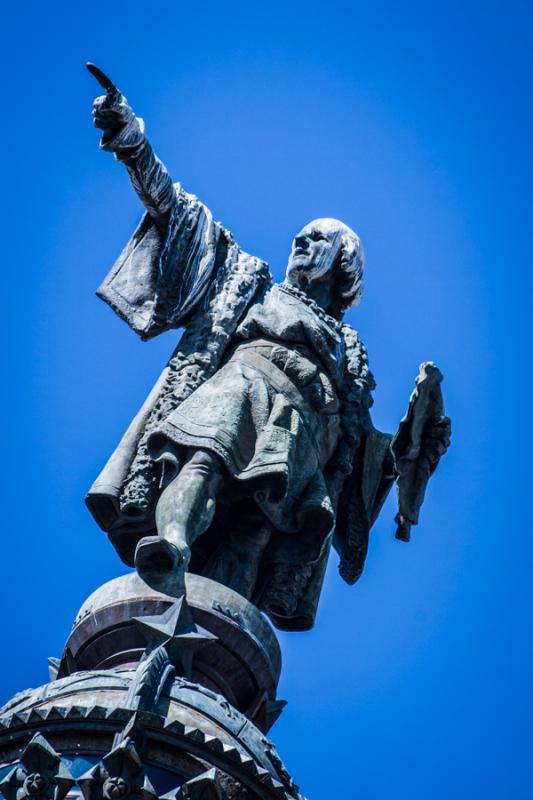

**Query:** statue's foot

left=135, top=535, right=184, bottom=576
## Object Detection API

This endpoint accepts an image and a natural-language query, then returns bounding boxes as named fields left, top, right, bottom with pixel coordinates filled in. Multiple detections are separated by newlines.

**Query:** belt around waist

left=232, top=337, right=317, bottom=361
left=230, top=346, right=323, bottom=454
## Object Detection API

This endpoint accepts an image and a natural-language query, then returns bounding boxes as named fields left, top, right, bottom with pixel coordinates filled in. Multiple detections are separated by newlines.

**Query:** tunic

left=149, top=283, right=345, bottom=543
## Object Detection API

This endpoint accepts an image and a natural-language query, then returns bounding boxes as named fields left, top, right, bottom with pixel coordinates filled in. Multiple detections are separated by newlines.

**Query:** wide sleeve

left=330, top=325, right=395, bottom=584
left=97, top=184, right=222, bottom=340
left=96, top=119, right=222, bottom=340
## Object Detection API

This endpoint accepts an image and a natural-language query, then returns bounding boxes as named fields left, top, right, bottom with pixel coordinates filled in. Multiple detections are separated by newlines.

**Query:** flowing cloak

left=86, top=184, right=394, bottom=630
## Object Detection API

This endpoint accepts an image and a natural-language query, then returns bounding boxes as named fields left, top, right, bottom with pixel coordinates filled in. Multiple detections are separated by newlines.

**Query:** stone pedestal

left=0, top=574, right=304, bottom=800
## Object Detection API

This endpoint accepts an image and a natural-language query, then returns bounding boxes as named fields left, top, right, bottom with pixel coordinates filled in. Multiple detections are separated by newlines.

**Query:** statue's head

left=285, top=218, right=364, bottom=318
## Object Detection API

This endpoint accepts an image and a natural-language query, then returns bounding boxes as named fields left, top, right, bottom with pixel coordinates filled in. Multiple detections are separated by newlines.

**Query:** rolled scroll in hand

left=391, top=362, right=451, bottom=542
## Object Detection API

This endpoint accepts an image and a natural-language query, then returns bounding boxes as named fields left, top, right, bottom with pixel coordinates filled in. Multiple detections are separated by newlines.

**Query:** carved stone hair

left=331, top=228, right=364, bottom=319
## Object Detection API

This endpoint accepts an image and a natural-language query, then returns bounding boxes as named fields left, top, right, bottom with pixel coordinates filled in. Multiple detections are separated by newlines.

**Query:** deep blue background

left=1, top=2, right=531, bottom=797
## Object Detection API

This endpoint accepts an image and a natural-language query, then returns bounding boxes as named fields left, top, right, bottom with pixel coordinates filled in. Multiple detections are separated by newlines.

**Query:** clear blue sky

left=1, top=2, right=532, bottom=797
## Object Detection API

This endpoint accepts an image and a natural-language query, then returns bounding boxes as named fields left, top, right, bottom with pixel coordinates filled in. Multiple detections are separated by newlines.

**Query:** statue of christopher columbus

left=86, top=66, right=451, bottom=631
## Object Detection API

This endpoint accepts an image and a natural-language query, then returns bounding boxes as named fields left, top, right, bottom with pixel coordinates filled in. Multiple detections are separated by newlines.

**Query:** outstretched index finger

left=86, top=62, right=119, bottom=98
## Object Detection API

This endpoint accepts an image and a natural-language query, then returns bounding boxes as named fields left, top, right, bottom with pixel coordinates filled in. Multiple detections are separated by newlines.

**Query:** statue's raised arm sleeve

left=100, top=116, right=176, bottom=226
left=97, top=118, right=223, bottom=340
left=96, top=114, right=271, bottom=342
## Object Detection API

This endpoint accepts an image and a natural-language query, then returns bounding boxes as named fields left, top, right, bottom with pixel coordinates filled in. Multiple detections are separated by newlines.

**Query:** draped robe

left=86, top=120, right=394, bottom=630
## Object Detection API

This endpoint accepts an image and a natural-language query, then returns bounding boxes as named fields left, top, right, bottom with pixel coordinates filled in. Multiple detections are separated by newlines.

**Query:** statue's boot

left=135, top=535, right=187, bottom=576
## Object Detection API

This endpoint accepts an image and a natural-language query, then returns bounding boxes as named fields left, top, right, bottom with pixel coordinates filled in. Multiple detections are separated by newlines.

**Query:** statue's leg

left=135, top=448, right=224, bottom=577
left=203, top=517, right=272, bottom=600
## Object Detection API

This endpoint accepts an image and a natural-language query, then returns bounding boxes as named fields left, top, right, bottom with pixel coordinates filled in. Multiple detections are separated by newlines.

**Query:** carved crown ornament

left=0, top=734, right=229, bottom=800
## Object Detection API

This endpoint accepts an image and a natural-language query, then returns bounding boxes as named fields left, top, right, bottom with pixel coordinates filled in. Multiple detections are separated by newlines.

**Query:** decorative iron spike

left=158, top=788, right=182, bottom=800
left=47, top=658, right=61, bottom=681
left=103, top=738, right=143, bottom=780
left=57, top=648, right=77, bottom=680
left=96, top=737, right=157, bottom=800
left=268, top=778, right=288, bottom=799
left=21, top=733, right=59, bottom=773
left=139, top=775, right=158, bottom=800
left=219, top=745, right=241, bottom=763
left=178, top=768, right=225, bottom=800
left=112, top=711, right=140, bottom=752
left=77, top=763, right=107, bottom=800
left=182, top=727, right=203, bottom=742
left=0, top=734, right=75, bottom=800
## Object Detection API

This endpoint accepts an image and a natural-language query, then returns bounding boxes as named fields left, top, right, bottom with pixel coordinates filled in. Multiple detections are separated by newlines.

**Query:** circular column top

left=64, top=572, right=282, bottom=731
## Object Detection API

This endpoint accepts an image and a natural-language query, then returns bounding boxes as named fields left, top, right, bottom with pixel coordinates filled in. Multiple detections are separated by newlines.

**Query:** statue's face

left=285, top=218, right=345, bottom=289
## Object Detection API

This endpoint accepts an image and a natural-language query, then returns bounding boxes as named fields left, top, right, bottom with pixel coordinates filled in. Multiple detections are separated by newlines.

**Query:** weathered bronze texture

left=85, top=66, right=451, bottom=630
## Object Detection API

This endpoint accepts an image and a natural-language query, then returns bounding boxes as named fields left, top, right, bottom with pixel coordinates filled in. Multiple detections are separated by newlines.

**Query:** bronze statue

left=86, top=66, right=451, bottom=631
